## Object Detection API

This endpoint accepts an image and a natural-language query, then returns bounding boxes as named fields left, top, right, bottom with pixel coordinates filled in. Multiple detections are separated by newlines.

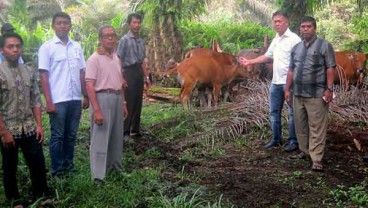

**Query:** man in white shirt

left=239, top=10, right=301, bottom=152
left=38, top=12, right=89, bottom=177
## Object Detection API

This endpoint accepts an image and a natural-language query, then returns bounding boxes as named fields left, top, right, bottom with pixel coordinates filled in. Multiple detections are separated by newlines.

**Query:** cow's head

left=161, top=58, right=178, bottom=78
left=349, top=53, right=367, bottom=73
left=350, top=52, right=367, bottom=86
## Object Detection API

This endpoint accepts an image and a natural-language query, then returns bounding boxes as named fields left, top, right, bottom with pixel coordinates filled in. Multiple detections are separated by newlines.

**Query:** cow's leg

left=197, top=87, right=207, bottom=107
left=180, top=82, right=195, bottom=110
left=212, top=84, right=222, bottom=108
left=222, top=85, right=230, bottom=102
left=206, top=87, right=212, bottom=108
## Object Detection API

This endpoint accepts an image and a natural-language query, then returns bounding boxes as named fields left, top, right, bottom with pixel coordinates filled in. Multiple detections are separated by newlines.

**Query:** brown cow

left=237, top=49, right=262, bottom=80
left=167, top=48, right=238, bottom=107
left=334, top=51, right=367, bottom=90
left=184, top=48, right=234, bottom=64
left=177, top=56, right=249, bottom=109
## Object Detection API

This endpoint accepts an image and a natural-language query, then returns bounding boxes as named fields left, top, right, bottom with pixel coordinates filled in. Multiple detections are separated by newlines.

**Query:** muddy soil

left=129, top=92, right=368, bottom=207
left=128, top=124, right=367, bottom=207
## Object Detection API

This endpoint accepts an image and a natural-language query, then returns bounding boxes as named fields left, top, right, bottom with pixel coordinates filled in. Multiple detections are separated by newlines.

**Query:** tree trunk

left=146, top=13, right=182, bottom=77
left=280, top=0, right=308, bottom=34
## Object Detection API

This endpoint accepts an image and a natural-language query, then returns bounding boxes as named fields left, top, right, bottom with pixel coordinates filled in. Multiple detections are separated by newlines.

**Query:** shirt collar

left=0, top=60, right=21, bottom=69
left=277, top=28, right=293, bottom=38
left=51, top=35, right=72, bottom=45
left=302, top=35, right=318, bottom=48
left=127, top=30, right=139, bottom=39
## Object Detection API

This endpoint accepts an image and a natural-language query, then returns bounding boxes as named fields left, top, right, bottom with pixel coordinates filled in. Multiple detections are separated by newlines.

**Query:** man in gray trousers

left=86, top=25, right=128, bottom=183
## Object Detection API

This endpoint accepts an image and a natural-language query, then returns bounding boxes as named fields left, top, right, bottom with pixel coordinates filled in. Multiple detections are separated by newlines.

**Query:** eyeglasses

left=101, top=34, right=117, bottom=40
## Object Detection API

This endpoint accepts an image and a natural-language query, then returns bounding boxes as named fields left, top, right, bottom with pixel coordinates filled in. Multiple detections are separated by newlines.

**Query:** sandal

left=40, top=198, right=55, bottom=207
left=312, top=162, right=324, bottom=172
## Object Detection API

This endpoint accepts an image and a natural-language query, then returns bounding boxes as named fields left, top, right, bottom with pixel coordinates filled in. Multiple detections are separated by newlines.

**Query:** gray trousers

left=90, top=93, right=124, bottom=180
left=293, top=96, right=329, bottom=163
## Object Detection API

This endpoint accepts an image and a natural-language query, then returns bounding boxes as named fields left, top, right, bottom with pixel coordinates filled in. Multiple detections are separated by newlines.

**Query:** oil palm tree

left=132, top=0, right=207, bottom=73
left=277, top=0, right=368, bottom=33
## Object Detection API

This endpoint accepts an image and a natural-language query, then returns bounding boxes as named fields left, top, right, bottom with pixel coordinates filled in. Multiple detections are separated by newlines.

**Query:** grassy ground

left=0, top=102, right=230, bottom=208
left=0, top=100, right=367, bottom=207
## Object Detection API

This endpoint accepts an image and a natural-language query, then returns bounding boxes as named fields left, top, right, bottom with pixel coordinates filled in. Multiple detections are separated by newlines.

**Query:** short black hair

left=52, top=12, right=71, bottom=25
left=0, top=33, right=23, bottom=48
left=127, top=13, right=142, bottom=24
left=1, top=23, right=15, bottom=34
left=301, top=16, right=317, bottom=29
left=272, top=10, right=289, bottom=20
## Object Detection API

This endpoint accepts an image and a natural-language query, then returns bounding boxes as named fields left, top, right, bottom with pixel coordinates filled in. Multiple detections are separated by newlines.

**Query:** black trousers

left=0, top=133, right=49, bottom=203
left=124, top=63, right=144, bottom=135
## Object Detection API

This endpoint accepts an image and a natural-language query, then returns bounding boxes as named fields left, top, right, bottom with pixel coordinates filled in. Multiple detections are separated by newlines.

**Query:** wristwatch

left=327, top=86, right=333, bottom=92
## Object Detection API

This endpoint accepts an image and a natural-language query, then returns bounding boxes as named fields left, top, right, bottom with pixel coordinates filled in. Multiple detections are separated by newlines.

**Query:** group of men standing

left=0, top=8, right=367, bottom=208
left=240, top=11, right=336, bottom=172
left=0, top=12, right=147, bottom=207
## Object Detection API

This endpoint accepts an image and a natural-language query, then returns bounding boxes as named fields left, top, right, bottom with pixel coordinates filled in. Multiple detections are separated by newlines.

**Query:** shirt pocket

left=1, top=78, right=16, bottom=90
left=54, top=55, right=67, bottom=62
left=311, top=54, right=324, bottom=67
left=280, top=46, right=291, bottom=62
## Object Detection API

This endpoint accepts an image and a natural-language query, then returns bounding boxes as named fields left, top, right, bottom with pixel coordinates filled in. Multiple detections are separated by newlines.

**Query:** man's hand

left=1, top=131, right=15, bottom=149
left=35, top=126, right=45, bottom=144
left=94, top=110, right=104, bottom=125
left=145, top=78, right=152, bottom=88
left=122, top=79, right=128, bottom=88
left=122, top=103, right=128, bottom=119
left=323, top=90, right=333, bottom=103
left=82, top=97, right=89, bottom=109
left=285, top=90, right=291, bottom=105
left=238, top=57, right=252, bottom=67
left=45, top=102, right=57, bottom=114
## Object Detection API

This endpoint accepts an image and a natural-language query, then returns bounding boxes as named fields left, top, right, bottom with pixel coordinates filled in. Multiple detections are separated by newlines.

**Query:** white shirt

left=265, top=28, right=301, bottom=84
left=38, top=35, right=86, bottom=104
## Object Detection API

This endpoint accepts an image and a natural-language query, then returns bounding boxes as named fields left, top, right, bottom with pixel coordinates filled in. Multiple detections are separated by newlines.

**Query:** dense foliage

left=179, top=20, right=274, bottom=54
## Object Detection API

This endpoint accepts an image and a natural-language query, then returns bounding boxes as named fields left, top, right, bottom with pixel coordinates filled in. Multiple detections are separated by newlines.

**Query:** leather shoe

left=290, top=152, right=307, bottom=159
left=130, top=132, right=143, bottom=138
left=283, top=143, right=298, bottom=152
left=264, top=140, right=283, bottom=149
left=363, top=156, right=368, bottom=163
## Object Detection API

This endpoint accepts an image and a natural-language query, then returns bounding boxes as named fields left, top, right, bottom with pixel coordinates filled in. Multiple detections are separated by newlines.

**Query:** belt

left=96, top=89, right=121, bottom=95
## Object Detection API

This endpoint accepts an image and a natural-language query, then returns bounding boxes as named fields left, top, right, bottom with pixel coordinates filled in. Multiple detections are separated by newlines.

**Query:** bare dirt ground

left=129, top=89, right=368, bottom=207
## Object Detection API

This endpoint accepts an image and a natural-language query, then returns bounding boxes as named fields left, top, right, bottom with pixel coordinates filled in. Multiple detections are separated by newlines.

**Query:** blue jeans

left=269, top=84, right=297, bottom=144
left=49, top=100, right=82, bottom=176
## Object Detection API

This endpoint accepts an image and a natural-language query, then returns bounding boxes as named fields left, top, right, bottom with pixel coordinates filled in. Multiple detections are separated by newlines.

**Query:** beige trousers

left=293, top=96, right=329, bottom=163
left=90, top=93, right=124, bottom=180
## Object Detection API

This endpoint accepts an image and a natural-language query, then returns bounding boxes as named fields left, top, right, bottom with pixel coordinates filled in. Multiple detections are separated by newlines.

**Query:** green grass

left=149, top=86, right=181, bottom=96
left=3, top=100, right=366, bottom=207
left=0, top=104, right=232, bottom=207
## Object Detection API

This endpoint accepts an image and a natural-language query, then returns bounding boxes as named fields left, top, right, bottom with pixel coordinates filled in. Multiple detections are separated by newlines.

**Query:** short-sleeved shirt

left=290, top=36, right=336, bottom=97
left=85, top=52, right=123, bottom=91
left=38, top=35, right=86, bottom=104
left=0, top=61, right=41, bottom=137
left=116, top=30, right=145, bottom=68
left=265, top=28, right=301, bottom=84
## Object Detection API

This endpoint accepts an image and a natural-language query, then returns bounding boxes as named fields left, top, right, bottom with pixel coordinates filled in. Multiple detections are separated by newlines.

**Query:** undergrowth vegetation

left=0, top=106, right=233, bottom=207
left=0, top=88, right=367, bottom=206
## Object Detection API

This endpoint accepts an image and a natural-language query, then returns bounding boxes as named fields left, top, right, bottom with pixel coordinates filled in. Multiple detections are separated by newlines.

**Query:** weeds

left=329, top=181, right=368, bottom=207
